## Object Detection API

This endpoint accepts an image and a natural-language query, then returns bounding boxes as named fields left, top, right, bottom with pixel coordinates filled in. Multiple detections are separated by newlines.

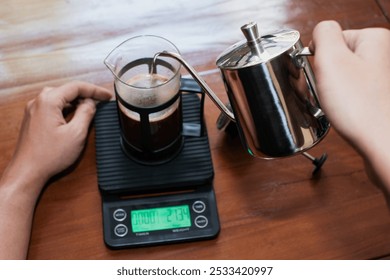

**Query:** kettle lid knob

left=217, top=22, right=300, bottom=69
left=241, top=22, right=261, bottom=46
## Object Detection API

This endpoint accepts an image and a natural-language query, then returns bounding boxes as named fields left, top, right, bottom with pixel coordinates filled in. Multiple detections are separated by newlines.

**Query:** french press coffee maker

left=155, top=22, right=330, bottom=173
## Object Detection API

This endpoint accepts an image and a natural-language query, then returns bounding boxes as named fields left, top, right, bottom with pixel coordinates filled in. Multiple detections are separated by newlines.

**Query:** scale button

left=194, top=215, right=208, bottom=228
left=113, top=209, right=127, bottom=222
left=114, top=224, right=128, bottom=237
left=192, top=201, right=206, bottom=213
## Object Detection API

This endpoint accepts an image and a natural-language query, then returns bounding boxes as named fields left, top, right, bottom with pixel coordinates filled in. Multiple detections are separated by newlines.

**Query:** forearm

left=359, top=131, right=390, bottom=198
left=0, top=165, right=43, bottom=259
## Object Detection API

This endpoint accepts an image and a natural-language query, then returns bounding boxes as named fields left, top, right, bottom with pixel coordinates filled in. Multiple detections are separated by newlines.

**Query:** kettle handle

left=293, top=47, right=325, bottom=118
left=155, top=51, right=236, bottom=122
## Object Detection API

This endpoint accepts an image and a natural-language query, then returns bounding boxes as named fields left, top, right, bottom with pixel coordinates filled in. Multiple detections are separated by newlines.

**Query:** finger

left=41, top=86, right=54, bottom=94
left=66, top=98, right=96, bottom=139
left=343, top=28, right=390, bottom=63
left=312, top=20, right=351, bottom=59
left=341, top=29, right=365, bottom=53
left=52, top=81, right=112, bottom=107
left=308, top=40, right=314, bottom=53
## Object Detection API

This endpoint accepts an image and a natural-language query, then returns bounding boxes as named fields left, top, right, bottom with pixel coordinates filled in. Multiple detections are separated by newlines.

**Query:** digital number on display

left=131, top=205, right=191, bottom=233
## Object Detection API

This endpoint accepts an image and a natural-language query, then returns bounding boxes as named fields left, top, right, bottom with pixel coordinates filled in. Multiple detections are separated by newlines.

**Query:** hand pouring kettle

left=156, top=22, right=330, bottom=171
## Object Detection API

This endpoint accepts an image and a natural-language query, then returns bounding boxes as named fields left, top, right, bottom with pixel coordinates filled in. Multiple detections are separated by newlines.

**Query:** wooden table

left=1, top=0, right=390, bottom=260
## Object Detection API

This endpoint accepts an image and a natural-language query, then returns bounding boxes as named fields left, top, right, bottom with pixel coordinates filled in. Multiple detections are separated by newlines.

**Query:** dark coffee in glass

left=105, top=35, right=182, bottom=164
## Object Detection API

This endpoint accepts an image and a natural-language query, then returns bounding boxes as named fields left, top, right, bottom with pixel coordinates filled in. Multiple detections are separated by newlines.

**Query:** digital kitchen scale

left=94, top=78, right=220, bottom=249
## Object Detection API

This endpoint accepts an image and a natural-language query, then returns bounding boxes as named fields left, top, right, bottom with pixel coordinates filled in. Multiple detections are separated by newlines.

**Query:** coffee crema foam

left=128, top=73, right=168, bottom=88
left=117, top=73, right=179, bottom=107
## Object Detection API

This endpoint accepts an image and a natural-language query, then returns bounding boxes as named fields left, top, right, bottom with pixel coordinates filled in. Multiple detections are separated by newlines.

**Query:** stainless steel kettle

left=156, top=22, right=330, bottom=167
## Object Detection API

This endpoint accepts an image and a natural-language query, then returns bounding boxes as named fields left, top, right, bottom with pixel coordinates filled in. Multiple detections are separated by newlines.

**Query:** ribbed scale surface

left=95, top=92, right=214, bottom=195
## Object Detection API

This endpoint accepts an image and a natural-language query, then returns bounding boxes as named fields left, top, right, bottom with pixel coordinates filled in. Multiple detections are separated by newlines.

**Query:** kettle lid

left=216, top=22, right=300, bottom=70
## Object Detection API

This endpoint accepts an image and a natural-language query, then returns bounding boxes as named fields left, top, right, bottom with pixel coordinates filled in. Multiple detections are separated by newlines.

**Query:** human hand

left=311, top=21, right=390, bottom=190
left=4, top=81, right=112, bottom=196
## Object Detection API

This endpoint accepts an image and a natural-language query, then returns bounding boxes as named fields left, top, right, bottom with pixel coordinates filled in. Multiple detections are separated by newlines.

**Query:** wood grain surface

left=0, top=0, right=390, bottom=259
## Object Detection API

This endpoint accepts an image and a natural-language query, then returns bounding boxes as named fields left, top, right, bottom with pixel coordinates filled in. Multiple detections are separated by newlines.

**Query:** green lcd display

left=131, top=205, right=191, bottom=233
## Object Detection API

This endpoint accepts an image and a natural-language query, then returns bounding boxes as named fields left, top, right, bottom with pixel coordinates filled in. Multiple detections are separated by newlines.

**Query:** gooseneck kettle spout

left=154, top=51, right=236, bottom=122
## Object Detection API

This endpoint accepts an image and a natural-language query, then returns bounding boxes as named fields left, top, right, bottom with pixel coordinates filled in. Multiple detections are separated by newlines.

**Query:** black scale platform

left=94, top=78, right=214, bottom=196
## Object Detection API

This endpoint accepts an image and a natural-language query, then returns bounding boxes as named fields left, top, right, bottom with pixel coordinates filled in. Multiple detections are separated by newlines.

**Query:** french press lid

left=216, top=22, right=300, bottom=70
